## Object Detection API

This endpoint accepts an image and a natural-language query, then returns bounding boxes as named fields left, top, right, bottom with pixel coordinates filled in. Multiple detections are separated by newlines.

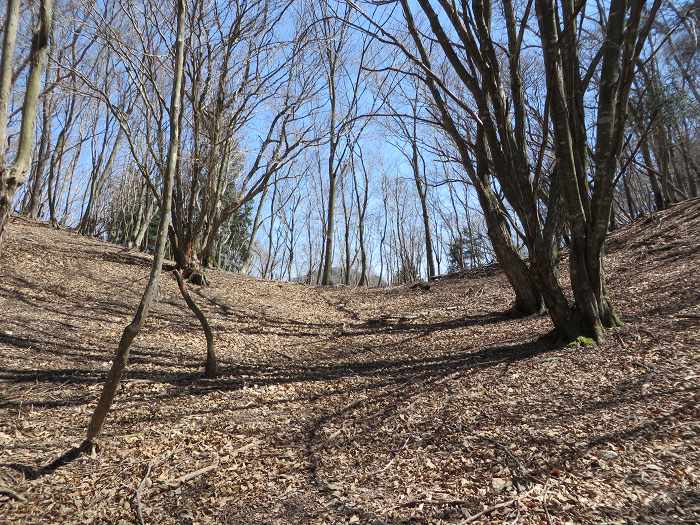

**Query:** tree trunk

left=651, top=122, right=675, bottom=207
left=641, top=136, right=666, bottom=211
left=26, top=85, right=52, bottom=218
left=409, top=118, right=436, bottom=280
left=413, top=162, right=435, bottom=279
left=79, top=127, right=124, bottom=235
left=341, top=176, right=352, bottom=285
left=0, top=0, right=20, bottom=168
left=131, top=185, right=155, bottom=249
left=352, top=159, right=368, bottom=286
left=173, top=270, right=217, bottom=378
left=321, top=172, right=336, bottom=285
left=0, top=0, right=54, bottom=247
left=170, top=230, right=209, bottom=286
left=241, top=188, right=268, bottom=274
left=472, top=125, right=544, bottom=315
left=622, top=168, right=638, bottom=219
left=418, top=187, right=435, bottom=279
left=476, top=185, right=544, bottom=315
left=533, top=0, right=639, bottom=342
left=85, top=0, right=185, bottom=442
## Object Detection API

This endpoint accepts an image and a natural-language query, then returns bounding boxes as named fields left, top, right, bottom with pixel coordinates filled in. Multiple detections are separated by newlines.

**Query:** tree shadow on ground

left=629, top=487, right=699, bottom=524
left=296, top=356, right=698, bottom=523
left=0, top=336, right=556, bottom=484
left=350, top=310, right=518, bottom=335
left=3, top=442, right=92, bottom=481
left=0, top=335, right=554, bottom=407
left=0, top=324, right=202, bottom=373
left=196, top=287, right=519, bottom=339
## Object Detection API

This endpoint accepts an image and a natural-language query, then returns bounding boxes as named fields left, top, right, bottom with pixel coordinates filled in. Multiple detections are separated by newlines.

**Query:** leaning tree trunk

left=0, top=0, right=53, bottom=248
left=85, top=0, right=186, bottom=443
left=173, top=270, right=217, bottom=377
left=472, top=129, right=544, bottom=315
left=476, top=186, right=544, bottom=315
left=241, top=187, right=268, bottom=274
left=396, top=3, right=544, bottom=313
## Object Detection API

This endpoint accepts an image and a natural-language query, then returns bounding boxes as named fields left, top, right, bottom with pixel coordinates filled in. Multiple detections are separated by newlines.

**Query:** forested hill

left=1, top=199, right=698, bottom=524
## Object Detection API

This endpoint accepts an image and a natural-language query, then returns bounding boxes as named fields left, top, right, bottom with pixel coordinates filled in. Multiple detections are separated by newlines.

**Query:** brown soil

left=1, top=200, right=699, bottom=524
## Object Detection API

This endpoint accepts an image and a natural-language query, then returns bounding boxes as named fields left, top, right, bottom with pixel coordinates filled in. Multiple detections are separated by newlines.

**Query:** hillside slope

left=1, top=200, right=699, bottom=524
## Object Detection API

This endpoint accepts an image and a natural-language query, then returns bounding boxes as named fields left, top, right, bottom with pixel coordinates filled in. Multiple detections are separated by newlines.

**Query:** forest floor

left=1, top=200, right=699, bottom=525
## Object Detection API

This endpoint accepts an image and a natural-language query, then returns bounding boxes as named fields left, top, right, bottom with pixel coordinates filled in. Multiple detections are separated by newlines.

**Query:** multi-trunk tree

left=356, top=0, right=662, bottom=340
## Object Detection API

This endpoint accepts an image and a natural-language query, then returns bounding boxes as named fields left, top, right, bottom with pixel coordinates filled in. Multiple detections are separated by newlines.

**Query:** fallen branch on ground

left=0, top=485, right=27, bottom=502
left=133, top=462, right=153, bottom=525
left=174, top=463, right=218, bottom=485
left=463, top=487, right=536, bottom=523
left=154, top=462, right=220, bottom=495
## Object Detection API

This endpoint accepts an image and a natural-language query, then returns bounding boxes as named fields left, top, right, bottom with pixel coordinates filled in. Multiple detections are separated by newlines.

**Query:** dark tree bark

left=173, top=270, right=217, bottom=378
left=397, top=0, right=545, bottom=314
left=535, top=0, right=660, bottom=340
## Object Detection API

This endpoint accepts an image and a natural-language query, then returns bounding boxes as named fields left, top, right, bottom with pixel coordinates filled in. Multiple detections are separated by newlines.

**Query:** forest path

left=1, top=200, right=699, bottom=524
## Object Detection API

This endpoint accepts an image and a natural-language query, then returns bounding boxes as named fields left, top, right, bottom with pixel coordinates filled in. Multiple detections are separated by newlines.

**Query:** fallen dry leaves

left=1, top=200, right=699, bottom=524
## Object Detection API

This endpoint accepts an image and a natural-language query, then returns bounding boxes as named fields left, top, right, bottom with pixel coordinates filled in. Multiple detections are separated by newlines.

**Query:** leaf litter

left=0, top=200, right=699, bottom=524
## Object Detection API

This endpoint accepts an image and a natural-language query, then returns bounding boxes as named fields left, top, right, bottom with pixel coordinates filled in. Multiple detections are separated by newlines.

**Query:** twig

left=371, top=436, right=410, bottom=475
left=0, top=485, right=27, bottom=502
left=173, top=463, right=218, bottom=485
left=133, top=462, right=153, bottom=525
left=152, top=461, right=220, bottom=496
left=542, top=479, right=553, bottom=525
left=229, top=441, right=258, bottom=457
left=615, top=333, right=628, bottom=350
left=463, top=488, right=535, bottom=523
left=273, top=349, right=294, bottom=361
left=399, top=497, right=469, bottom=507
left=481, top=437, right=541, bottom=484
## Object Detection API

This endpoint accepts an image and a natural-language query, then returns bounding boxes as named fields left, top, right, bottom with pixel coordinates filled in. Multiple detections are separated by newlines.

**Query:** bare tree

left=536, top=0, right=662, bottom=339
left=384, top=77, right=436, bottom=279
left=351, top=146, right=370, bottom=285
left=316, top=0, right=379, bottom=285
left=352, top=0, right=661, bottom=339
left=0, top=0, right=54, bottom=247
left=86, top=0, right=186, bottom=443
